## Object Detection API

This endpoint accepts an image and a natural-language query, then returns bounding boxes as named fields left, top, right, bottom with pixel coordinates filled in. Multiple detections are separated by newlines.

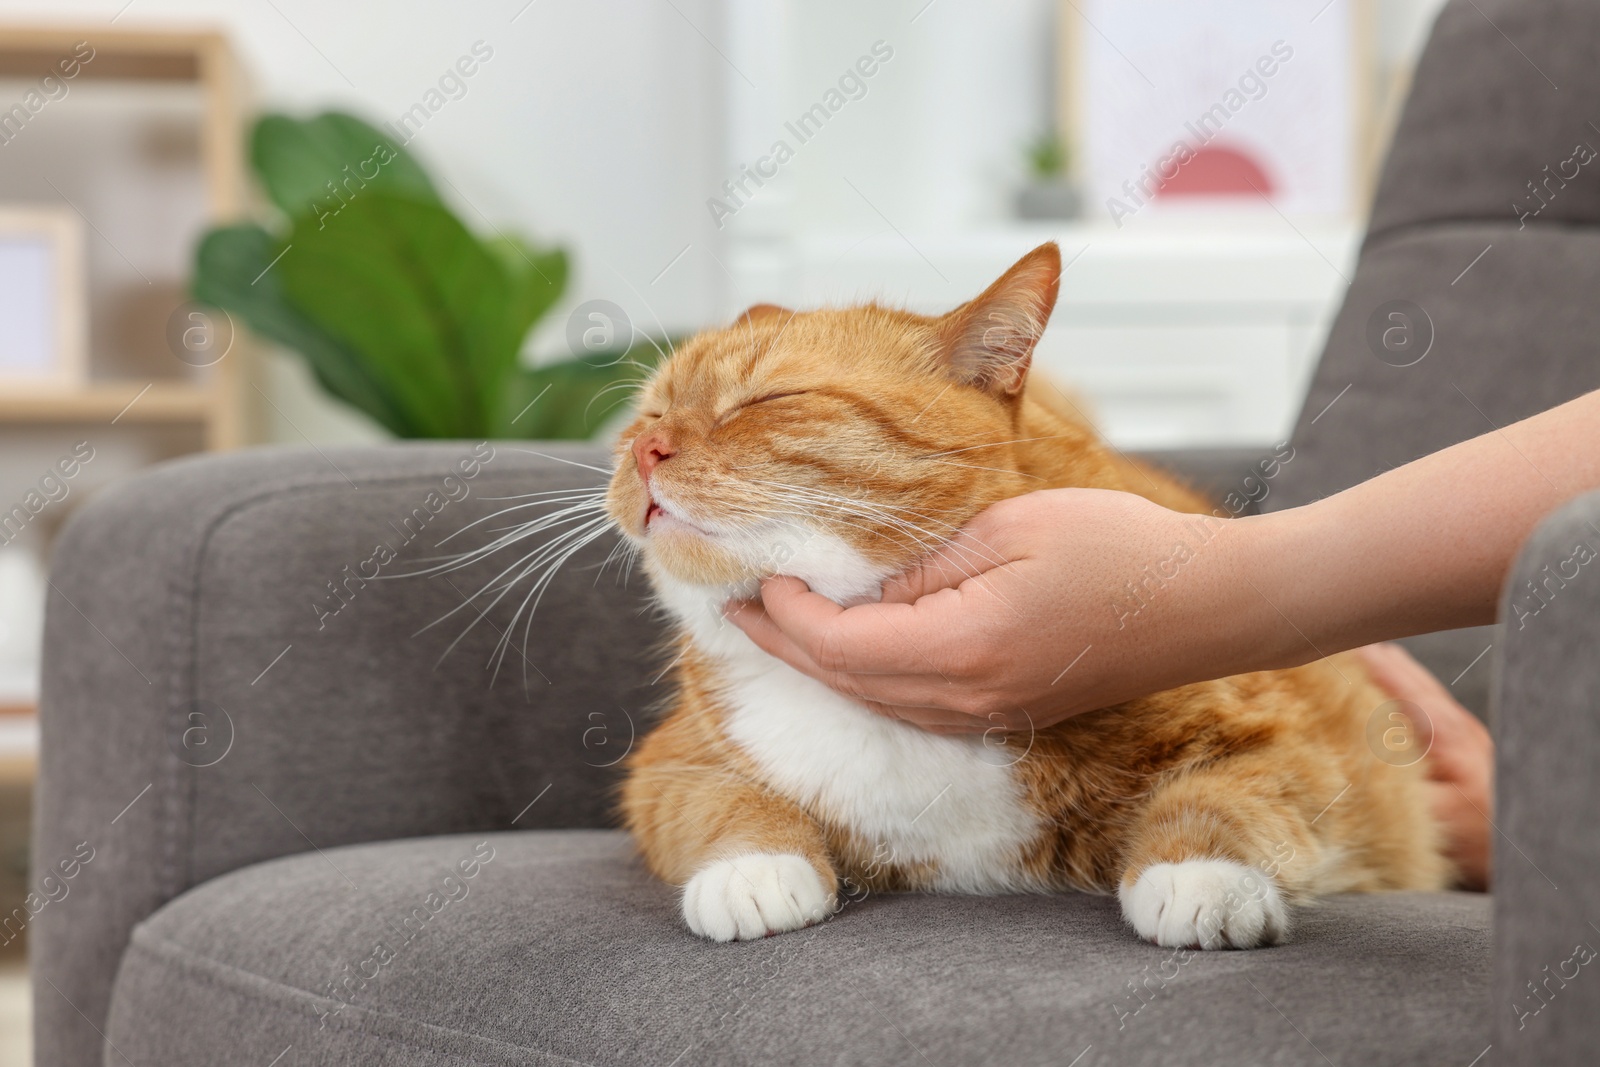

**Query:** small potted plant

left=1014, top=130, right=1081, bottom=220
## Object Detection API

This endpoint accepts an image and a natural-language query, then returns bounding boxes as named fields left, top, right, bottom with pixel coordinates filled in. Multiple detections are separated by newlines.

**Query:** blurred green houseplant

left=192, top=111, right=653, bottom=439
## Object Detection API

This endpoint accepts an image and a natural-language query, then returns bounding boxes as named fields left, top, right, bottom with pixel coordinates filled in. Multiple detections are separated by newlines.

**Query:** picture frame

left=1057, top=0, right=1373, bottom=224
left=0, top=205, right=85, bottom=388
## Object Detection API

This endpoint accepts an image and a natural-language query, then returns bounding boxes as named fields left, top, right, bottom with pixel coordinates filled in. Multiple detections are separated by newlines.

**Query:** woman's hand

left=1356, top=642, right=1494, bottom=890
left=726, top=488, right=1288, bottom=734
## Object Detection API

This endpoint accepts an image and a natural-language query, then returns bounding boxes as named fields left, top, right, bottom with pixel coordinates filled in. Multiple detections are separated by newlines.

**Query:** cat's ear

left=937, top=242, right=1060, bottom=397
left=734, top=303, right=792, bottom=327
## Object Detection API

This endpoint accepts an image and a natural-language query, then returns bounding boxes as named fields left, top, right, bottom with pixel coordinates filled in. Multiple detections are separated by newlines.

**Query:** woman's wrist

left=1224, top=482, right=1496, bottom=679
left=1098, top=501, right=1325, bottom=699
left=1211, top=501, right=1345, bottom=678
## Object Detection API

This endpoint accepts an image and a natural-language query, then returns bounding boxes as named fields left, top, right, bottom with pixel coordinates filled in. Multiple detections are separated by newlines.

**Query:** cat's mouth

left=643, top=489, right=711, bottom=538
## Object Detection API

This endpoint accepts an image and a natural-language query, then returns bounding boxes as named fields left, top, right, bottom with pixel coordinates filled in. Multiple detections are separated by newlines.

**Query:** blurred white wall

left=0, top=0, right=1452, bottom=446
left=0, top=0, right=1457, bottom=712
left=0, top=0, right=733, bottom=444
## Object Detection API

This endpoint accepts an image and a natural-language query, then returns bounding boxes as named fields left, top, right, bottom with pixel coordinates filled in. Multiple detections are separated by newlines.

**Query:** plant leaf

left=252, top=112, right=440, bottom=221
left=279, top=192, right=523, bottom=437
left=191, top=224, right=417, bottom=435
left=498, top=345, right=661, bottom=439
left=488, top=235, right=569, bottom=356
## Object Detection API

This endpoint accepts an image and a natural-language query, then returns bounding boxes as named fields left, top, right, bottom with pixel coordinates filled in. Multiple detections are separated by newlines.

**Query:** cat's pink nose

left=632, top=430, right=676, bottom=478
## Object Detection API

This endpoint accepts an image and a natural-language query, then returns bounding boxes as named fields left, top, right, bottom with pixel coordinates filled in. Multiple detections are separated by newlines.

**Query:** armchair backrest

left=1271, top=0, right=1600, bottom=513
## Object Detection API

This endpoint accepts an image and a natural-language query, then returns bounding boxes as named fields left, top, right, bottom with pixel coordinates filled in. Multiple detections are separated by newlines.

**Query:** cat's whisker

left=433, top=491, right=609, bottom=547
left=752, top=481, right=1004, bottom=567
left=426, top=533, right=605, bottom=670
left=421, top=513, right=615, bottom=641
left=583, top=377, right=649, bottom=423
left=918, top=433, right=1077, bottom=459
left=501, top=521, right=616, bottom=686
left=629, top=327, right=673, bottom=366
left=496, top=448, right=617, bottom=477
left=758, top=483, right=1024, bottom=584
left=475, top=517, right=617, bottom=679
left=587, top=390, right=647, bottom=427
left=751, top=484, right=977, bottom=538
left=480, top=485, right=609, bottom=503
left=596, top=536, right=635, bottom=586
left=926, top=459, right=1044, bottom=481
left=403, top=501, right=611, bottom=580
left=422, top=540, right=554, bottom=660
left=747, top=483, right=948, bottom=531
left=755, top=493, right=962, bottom=560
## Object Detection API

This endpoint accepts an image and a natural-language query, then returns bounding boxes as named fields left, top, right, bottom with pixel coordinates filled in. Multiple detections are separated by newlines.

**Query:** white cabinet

left=725, top=221, right=1359, bottom=449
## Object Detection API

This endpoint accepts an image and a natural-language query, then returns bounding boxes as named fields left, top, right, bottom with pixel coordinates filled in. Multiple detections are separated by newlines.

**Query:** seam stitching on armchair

left=126, top=921, right=608, bottom=1066
left=51, top=448, right=611, bottom=1058
left=159, top=465, right=609, bottom=899
left=1362, top=216, right=1600, bottom=256
left=157, top=471, right=486, bottom=905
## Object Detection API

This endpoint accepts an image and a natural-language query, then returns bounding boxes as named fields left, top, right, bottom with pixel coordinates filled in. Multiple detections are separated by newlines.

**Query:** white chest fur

left=651, top=538, right=1044, bottom=894
left=721, top=657, right=1043, bottom=892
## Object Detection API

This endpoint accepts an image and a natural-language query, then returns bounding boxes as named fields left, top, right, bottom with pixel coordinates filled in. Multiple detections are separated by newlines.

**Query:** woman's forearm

left=732, top=390, right=1600, bottom=728
left=1243, top=388, right=1600, bottom=670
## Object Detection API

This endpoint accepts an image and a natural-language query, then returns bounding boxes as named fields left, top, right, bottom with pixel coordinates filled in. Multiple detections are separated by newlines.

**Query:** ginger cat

left=608, top=243, right=1448, bottom=949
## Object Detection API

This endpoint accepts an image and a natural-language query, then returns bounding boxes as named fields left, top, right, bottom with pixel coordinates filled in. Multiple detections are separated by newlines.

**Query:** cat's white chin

left=648, top=526, right=891, bottom=652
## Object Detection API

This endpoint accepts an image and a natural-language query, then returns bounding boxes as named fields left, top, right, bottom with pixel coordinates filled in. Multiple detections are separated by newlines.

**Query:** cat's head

left=605, top=242, right=1062, bottom=600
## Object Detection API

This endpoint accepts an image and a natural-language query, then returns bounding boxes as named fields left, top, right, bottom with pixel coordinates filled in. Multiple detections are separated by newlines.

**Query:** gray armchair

left=31, top=1, right=1600, bottom=1063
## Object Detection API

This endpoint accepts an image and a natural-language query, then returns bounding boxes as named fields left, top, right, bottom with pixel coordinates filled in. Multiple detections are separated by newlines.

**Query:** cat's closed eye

left=743, top=390, right=806, bottom=407
left=714, top=390, right=807, bottom=427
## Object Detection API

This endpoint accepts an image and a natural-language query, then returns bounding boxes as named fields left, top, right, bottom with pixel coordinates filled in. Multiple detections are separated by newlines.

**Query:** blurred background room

left=0, top=0, right=1451, bottom=1059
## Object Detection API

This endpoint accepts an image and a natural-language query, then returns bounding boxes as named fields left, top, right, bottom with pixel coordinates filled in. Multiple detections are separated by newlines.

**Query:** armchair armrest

left=1493, top=488, right=1600, bottom=1064
left=31, top=443, right=652, bottom=1067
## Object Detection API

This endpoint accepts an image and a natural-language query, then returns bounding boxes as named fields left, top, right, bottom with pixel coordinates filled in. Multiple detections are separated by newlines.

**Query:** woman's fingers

left=863, top=701, right=988, bottom=733
left=1355, top=642, right=1444, bottom=749
left=724, top=581, right=900, bottom=680
left=1425, top=780, right=1491, bottom=891
left=1356, top=642, right=1492, bottom=778
left=740, top=575, right=973, bottom=679
left=723, top=488, right=1235, bottom=731
left=1356, top=641, right=1493, bottom=890
left=725, top=593, right=964, bottom=704
left=878, top=509, right=1019, bottom=605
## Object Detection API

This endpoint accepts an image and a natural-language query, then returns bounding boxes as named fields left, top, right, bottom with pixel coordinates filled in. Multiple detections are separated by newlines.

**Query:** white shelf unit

left=726, top=221, right=1359, bottom=449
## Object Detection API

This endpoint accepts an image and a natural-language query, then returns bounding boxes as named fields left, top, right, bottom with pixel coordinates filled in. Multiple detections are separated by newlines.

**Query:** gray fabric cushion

left=106, top=830, right=1490, bottom=1067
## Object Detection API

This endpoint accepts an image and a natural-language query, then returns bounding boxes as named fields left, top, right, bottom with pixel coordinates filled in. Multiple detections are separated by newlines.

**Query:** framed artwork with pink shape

left=1060, top=0, right=1370, bottom=226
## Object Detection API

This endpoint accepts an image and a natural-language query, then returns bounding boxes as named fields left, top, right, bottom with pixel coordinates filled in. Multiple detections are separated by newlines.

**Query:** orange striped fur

left=608, top=243, right=1448, bottom=947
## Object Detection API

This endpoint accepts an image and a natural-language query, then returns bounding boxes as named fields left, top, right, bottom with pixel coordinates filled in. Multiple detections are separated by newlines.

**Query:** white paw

left=1119, top=860, right=1289, bottom=950
left=682, top=853, right=836, bottom=942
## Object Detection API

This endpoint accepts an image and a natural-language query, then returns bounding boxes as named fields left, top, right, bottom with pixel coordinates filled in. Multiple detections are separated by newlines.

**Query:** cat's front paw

left=1119, top=860, right=1289, bottom=950
left=682, top=852, right=836, bottom=942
